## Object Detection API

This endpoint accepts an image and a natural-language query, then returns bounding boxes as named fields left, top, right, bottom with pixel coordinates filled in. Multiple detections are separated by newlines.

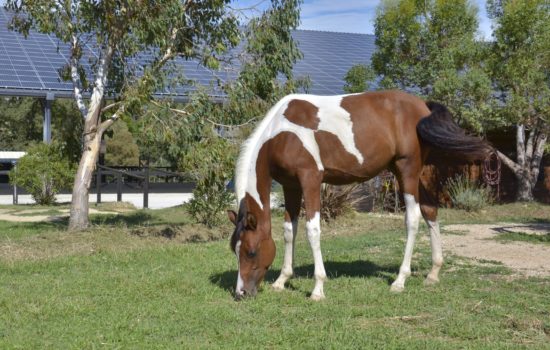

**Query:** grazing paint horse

left=227, top=90, right=491, bottom=300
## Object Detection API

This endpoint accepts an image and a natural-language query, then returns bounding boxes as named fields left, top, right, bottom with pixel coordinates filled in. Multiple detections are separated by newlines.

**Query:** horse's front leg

left=301, top=177, right=326, bottom=301
left=273, top=186, right=302, bottom=291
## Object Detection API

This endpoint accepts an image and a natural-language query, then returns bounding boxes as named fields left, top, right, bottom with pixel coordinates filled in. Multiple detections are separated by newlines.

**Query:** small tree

left=132, top=0, right=306, bottom=227
left=181, top=129, right=237, bottom=228
left=10, top=143, right=75, bottom=205
left=343, top=64, right=376, bottom=93
left=487, top=0, right=550, bottom=201
left=370, top=0, right=493, bottom=132
left=6, top=0, right=240, bottom=230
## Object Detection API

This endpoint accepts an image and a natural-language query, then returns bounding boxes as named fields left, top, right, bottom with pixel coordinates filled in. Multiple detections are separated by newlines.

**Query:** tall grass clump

left=447, top=174, right=493, bottom=212
left=319, top=184, right=360, bottom=222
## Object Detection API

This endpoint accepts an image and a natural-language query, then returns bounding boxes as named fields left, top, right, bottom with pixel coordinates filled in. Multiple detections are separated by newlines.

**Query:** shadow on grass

left=90, top=211, right=155, bottom=227
left=209, top=259, right=400, bottom=296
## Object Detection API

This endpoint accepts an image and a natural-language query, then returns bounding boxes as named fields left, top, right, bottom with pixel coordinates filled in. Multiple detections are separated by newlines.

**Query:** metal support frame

left=43, top=92, right=55, bottom=144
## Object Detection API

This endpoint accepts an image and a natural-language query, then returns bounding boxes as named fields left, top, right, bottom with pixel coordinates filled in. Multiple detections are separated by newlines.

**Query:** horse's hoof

left=390, top=284, right=405, bottom=293
left=310, top=293, right=325, bottom=301
left=272, top=282, right=285, bottom=291
left=424, top=276, right=439, bottom=286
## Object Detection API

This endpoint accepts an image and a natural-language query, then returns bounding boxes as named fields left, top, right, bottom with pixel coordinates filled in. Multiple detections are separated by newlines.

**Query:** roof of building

left=0, top=151, right=26, bottom=161
left=0, top=8, right=375, bottom=100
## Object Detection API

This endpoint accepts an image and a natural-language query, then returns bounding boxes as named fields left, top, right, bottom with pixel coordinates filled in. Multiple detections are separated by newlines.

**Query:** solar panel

left=0, top=8, right=375, bottom=99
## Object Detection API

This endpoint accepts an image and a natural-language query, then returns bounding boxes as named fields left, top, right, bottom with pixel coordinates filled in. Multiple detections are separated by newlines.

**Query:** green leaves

left=370, top=0, right=493, bottom=132
left=180, top=130, right=237, bottom=228
left=343, top=64, right=376, bottom=94
left=9, top=142, right=76, bottom=205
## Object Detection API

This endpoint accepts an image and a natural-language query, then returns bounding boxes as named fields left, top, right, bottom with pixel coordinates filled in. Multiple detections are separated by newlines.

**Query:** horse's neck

left=241, top=150, right=272, bottom=224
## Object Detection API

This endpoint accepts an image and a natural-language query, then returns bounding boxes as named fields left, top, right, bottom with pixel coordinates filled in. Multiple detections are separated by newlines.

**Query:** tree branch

left=70, top=34, right=88, bottom=118
left=516, top=123, right=526, bottom=167
left=99, top=106, right=125, bottom=135
left=497, top=150, right=521, bottom=175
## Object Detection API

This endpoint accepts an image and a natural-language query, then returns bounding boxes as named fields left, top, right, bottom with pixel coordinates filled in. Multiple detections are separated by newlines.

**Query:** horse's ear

left=246, top=212, right=257, bottom=230
left=227, top=210, right=238, bottom=226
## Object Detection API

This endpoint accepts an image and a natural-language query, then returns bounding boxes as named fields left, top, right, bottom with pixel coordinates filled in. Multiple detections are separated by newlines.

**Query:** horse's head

left=228, top=208, right=275, bottom=300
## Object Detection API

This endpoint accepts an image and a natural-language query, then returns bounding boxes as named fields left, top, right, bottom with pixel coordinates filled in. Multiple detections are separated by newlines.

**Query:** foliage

left=483, top=0, right=550, bottom=201
left=343, top=64, right=376, bottom=93
left=0, top=97, right=42, bottom=150
left=446, top=174, right=493, bottom=212
left=9, top=142, right=76, bottom=205
left=6, top=0, right=242, bottom=230
left=135, top=0, right=306, bottom=165
left=370, top=0, right=493, bottom=133
left=132, top=1, right=305, bottom=228
left=104, top=121, right=140, bottom=166
left=318, top=184, right=359, bottom=222
left=237, top=0, right=306, bottom=102
left=180, top=130, right=237, bottom=228
left=0, top=97, right=83, bottom=160
left=488, top=0, right=550, bottom=129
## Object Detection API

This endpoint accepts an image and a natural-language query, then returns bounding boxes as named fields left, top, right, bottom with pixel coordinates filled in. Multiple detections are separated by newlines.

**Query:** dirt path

left=0, top=208, right=119, bottom=222
left=441, top=223, right=550, bottom=277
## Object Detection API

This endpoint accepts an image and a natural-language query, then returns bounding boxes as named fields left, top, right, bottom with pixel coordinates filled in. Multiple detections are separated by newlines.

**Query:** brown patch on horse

left=283, top=99, right=320, bottom=130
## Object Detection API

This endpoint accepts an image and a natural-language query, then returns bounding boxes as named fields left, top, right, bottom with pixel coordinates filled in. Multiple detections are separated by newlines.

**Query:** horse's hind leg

left=390, top=158, right=422, bottom=293
left=272, top=185, right=302, bottom=291
left=419, top=182, right=443, bottom=285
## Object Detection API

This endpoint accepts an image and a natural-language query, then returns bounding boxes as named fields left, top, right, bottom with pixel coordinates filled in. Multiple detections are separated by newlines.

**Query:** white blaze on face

left=235, top=240, right=244, bottom=296
left=235, top=93, right=365, bottom=210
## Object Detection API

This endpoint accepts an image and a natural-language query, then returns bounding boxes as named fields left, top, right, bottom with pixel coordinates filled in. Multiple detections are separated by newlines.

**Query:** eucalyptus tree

left=133, top=0, right=305, bottom=227
left=370, top=0, right=493, bottom=133
left=487, top=0, right=550, bottom=201
left=5, top=0, right=240, bottom=230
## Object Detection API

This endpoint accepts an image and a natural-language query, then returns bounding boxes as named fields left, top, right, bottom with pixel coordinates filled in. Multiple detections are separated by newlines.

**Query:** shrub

left=9, top=142, right=76, bottom=205
left=315, top=184, right=360, bottom=222
left=180, top=129, right=236, bottom=228
left=447, top=174, right=493, bottom=212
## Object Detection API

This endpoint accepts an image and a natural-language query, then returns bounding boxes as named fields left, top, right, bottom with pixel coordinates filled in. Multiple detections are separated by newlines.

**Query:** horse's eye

left=247, top=251, right=257, bottom=259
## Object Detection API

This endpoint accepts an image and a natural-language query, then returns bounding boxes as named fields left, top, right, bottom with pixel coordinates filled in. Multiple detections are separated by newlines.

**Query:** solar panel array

left=0, top=8, right=375, bottom=99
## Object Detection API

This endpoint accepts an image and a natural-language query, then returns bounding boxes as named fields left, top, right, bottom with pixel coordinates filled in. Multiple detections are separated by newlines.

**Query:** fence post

left=11, top=161, right=18, bottom=205
left=117, top=172, right=122, bottom=202
left=143, top=164, right=149, bottom=209
left=96, top=165, right=102, bottom=204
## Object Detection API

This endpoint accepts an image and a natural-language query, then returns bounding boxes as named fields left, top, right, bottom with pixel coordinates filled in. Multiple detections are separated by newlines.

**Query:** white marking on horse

left=235, top=93, right=364, bottom=209
left=425, top=220, right=443, bottom=283
left=391, top=193, right=421, bottom=292
left=272, top=219, right=298, bottom=290
left=306, top=212, right=326, bottom=300
left=235, top=240, right=245, bottom=296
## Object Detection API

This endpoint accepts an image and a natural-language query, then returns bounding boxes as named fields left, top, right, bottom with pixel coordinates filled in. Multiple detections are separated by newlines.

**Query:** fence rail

left=1, top=165, right=191, bottom=207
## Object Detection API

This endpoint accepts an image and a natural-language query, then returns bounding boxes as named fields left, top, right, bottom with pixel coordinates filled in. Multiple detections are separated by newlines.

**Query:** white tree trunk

left=68, top=46, right=113, bottom=231
left=497, top=123, right=547, bottom=202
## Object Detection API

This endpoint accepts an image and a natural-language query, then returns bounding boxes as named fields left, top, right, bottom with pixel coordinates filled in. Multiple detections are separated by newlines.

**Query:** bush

left=180, top=130, right=236, bottom=228
left=447, top=174, right=493, bottom=212
left=304, top=184, right=359, bottom=222
left=9, top=142, right=76, bottom=205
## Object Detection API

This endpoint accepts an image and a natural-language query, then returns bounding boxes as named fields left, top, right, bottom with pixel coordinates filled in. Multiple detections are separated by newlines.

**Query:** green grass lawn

left=0, top=203, right=549, bottom=349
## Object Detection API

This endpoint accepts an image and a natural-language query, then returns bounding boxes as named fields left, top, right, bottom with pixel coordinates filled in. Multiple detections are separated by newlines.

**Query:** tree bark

left=68, top=131, right=102, bottom=230
left=68, top=45, right=113, bottom=231
left=497, top=123, right=547, bottom=202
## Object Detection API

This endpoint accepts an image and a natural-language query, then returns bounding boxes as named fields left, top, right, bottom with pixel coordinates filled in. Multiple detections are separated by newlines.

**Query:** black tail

left=417, top=102, right=493, bottom=161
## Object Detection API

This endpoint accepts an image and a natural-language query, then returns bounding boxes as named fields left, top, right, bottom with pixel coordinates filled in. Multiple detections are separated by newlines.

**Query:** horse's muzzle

left=234, top=287, right=257, bottom=301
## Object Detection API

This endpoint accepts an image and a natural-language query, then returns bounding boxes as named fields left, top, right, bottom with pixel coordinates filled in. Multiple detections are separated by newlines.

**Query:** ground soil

left=440, top=223, right=550, bottom=277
